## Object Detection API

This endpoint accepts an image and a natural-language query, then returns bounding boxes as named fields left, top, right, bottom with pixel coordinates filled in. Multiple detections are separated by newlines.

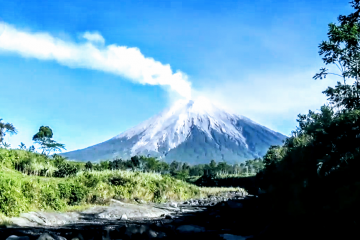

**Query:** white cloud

left=82, top=31, right=105, bottom=44
left=0, top=21, right=192, bottom=99
left=193, top=68, right=341, bottom=135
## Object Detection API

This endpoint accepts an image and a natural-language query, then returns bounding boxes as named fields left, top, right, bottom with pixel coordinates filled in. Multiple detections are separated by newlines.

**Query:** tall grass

left=0, top=148, right=245, bottom=219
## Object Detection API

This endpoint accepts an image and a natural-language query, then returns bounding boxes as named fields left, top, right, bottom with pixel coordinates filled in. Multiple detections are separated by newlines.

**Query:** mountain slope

left=61, top=98, right=287, bottom=164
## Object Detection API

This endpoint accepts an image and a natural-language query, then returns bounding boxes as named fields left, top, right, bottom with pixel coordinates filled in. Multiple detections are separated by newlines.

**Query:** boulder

left=147, top=230, right=158, bottom=238
left=169, top=202, right=177, bottom=208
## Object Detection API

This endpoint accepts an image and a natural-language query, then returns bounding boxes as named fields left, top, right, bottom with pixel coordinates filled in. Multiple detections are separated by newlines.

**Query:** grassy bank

left=0, top=148, right=245, bottom=223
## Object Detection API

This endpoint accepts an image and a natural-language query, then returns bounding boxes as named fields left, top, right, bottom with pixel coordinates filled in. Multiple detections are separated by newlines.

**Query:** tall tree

left=130, top=156, right=140, bottom=170
left=314, top=0, right=360, bottom=111
left=32, top=126, right=65, bottom=155
left=0, top=118, right=17, bottom=144
left=209, top=159, right=217, bottom=169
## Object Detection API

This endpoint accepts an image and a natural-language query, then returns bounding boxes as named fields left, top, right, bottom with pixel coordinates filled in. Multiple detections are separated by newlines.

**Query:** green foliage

left=85, top=161, right=93, bottom=170
left=0, top=177, right=28, bottom=216
left=0, top=145, right=245, bottom=219
left=130, top=155, right=140, bottom=169
left=0, top=118, right=17, bottom=144
left=210, top=159, right=217, bottom=168
left=58, top=182, right=88, bottom=205
left=32, top=126, right=65, bottom=155
left=108, top=176, right=129, bottom=186
left=81, top=172, right=100, bottom=188
left=258, top=2, right=360, bottom=226
left=28, top=145, right=35, bottom=152
left=33, top=126, right=53, bottom=140
left=18, top=142, right=26, bottom=150
left=54, top=162, right=79, bottom=178
left=40, top=184, right=66, bottom=210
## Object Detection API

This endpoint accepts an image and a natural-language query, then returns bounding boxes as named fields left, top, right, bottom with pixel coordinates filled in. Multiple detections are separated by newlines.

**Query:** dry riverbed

left=0, top=190, right=263, bottom=240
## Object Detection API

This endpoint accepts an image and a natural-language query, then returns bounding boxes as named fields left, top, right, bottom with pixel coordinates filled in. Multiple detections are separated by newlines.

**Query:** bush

left=109, top=176, right=129, bottom=186
left=82, top=172, right=100, bottom=188
left=54, top=162, right=78, bottom=177
left=58, top=182, right=88, bottom=205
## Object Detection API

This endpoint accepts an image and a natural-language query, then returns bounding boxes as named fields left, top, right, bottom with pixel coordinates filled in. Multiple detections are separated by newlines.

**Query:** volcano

left=61, top=98, right=287, bottom=164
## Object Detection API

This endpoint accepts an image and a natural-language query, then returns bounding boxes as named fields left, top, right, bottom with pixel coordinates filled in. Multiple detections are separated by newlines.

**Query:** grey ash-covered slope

left=61, top=98, right=287, bottom=164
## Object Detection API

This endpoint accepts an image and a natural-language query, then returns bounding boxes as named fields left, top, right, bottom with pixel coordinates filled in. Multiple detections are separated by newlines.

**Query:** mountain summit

left=62, top=98, right=287, bottom=164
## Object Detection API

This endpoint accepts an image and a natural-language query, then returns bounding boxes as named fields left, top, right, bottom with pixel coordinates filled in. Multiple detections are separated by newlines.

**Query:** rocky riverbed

left=1, top=190, right=268, bottom=240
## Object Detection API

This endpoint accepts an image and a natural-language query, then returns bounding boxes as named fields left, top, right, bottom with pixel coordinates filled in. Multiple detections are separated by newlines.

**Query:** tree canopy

left=0, top=118, right=17, bottom=145
left=33, top=126, right=65, bottom=155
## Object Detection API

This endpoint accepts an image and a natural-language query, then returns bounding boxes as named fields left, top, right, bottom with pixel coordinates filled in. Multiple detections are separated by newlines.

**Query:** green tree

left=32, top=126, right=65, bottom=155
left=28, top=145, right=35, bottom=152
left=170, top=160, right=181, bottom=172
left=18, top=142, right=26, bottom=150
left=130, top=156, right=140, bottom=170
left=209, top=159, right=217, bottom=169
left=0, top=118, right=17, bottom=144
left=182, top=162, right=190, bottom=171
left=1, top=142, right=11, bottom=149
left=100, top=160, right=110, bottom=170
left=314, top=0, right=360, bottom=111
left=85, top=161, right=93, bottom=171
left=217, top=161, right=229, bottom=175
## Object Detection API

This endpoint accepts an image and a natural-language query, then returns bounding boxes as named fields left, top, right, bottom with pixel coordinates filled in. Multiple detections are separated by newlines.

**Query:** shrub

left=58, top=182, right=88, bottom=205
left=82, top=172, right=100, bottom=188
left=54, top=162, right=78, bottom=177
left=109, top=176, right=129, bottom=186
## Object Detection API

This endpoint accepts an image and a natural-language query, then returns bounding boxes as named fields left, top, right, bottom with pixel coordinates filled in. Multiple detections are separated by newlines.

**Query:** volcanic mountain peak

left=62, top=97, right=287, bottom=164
left=111, top=97, right=249, bottom=155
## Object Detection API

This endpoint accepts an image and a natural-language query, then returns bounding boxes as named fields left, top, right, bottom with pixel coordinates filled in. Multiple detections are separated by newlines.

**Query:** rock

left=139, top=225, right=148, bottom=234
left=6, top=236, right=30, bottom=240
left=169, top=202, right=177, bottom=208
left=121, top=214, right=128, bottom=220
left=176, top=225, right=206, bottom=233
left=147, top=230, right=158, bottom=238
left=37, top=233, right=55, bottom=240
left=157, top=232, right=167, bottom=238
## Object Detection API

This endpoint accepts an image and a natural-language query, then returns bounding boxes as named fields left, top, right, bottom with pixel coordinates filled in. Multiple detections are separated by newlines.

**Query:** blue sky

left=0, top=0, right=352, bottom=152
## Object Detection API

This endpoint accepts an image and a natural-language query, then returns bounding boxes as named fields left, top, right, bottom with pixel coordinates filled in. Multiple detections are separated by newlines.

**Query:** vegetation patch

left=0, top=148, right=245, bottom=221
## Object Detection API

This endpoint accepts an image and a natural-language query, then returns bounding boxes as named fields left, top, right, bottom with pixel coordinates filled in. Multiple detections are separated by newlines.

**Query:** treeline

left=84, top=157, right=265, bottom=180
left=255, top=2, right=360, bottom=237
